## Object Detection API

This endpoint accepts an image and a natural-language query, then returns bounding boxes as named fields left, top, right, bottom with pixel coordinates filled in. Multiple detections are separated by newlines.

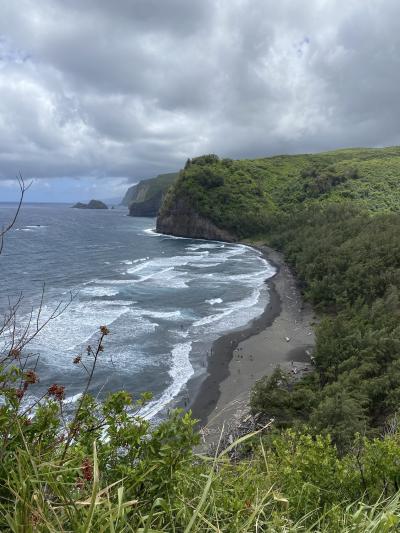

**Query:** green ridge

left=160, top=147, right=400, bottom=237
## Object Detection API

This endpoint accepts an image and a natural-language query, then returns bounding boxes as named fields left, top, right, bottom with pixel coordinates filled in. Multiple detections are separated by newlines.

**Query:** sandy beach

left=190, top=245, right=315, bottom=444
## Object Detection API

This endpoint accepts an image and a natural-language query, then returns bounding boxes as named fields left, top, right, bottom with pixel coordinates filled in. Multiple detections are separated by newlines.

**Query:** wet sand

left=190, top=245, right=315, bottom=443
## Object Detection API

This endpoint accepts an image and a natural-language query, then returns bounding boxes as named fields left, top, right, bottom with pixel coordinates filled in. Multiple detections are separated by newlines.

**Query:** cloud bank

left=0, top=0, right=399, bottom=195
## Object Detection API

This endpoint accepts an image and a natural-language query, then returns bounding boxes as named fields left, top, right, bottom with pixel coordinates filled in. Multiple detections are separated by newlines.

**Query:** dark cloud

left=0, top=0, right=399, bottom=195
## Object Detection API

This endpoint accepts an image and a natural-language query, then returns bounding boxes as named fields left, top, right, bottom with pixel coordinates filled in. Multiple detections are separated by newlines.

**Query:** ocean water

left=0, top=203, right=275, bottom=418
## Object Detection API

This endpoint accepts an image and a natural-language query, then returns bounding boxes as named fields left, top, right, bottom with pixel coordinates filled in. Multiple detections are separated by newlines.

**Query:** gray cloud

left=0, top=0, right=400, bottom=191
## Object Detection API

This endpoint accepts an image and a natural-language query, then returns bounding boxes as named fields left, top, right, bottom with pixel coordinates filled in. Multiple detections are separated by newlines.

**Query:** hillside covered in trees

left=158, top=146, right=400, bottom=237
left=158, top=146, right=400, bottom=449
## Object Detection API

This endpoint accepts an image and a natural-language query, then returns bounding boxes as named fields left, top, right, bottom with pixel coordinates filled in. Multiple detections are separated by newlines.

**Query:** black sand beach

left=189, top=245, right=315, bottom=441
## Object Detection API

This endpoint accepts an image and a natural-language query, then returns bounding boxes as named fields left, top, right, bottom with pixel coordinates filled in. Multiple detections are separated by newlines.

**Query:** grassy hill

left=159, top=147, right=400, bottom=237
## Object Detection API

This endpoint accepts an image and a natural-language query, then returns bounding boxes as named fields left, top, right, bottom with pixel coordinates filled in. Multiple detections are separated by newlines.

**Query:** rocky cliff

left=156, top=197, right=236, bottom=242
left=122, top=172, right=177, bottom=217
left=129, top=191, right=164, bottom=217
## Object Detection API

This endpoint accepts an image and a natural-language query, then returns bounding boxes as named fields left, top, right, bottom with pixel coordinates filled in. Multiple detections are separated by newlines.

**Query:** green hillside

left=122, top=172, right=177, bottom=216
left=160, top=147, right=400, bottom=237
left=158, top=146, right=400, bottom=473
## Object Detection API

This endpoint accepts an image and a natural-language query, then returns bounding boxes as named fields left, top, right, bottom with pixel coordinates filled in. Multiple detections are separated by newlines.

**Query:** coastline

left=189, top=244, right=315, bottom=443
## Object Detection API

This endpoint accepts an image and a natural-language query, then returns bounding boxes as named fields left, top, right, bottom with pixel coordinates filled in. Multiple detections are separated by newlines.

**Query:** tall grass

left=2, top=427, right=400, bottom=532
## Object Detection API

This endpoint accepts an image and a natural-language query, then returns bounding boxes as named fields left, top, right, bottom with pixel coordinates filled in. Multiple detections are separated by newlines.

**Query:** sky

left=0, top=0, right=399, bottom=202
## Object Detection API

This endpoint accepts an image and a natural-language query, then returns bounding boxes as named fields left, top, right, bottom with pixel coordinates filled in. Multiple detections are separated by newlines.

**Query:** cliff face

left=122, top=182, right=144, bottom=207
left=129, top=191, right=163, bottom=217
left=122, top=172, right=177, bottom=217
left=156, top=147, right=400, bottom=244
left=156, top=197, right=236, bottom=242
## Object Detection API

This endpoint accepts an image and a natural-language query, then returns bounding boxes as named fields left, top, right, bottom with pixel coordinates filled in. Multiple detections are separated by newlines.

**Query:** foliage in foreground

left=1, top=321, right=400, bottom=531
left=3, top=381, right=400, bottom=532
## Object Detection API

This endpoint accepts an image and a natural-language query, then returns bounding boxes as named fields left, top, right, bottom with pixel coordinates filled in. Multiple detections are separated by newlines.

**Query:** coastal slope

left=157, top=146, right=400, bottom=447
left=122, top=172, right=177, bottom=216
left=157, top=147, right=400, bottom=240
left=156, top=196, right=236, bottom=241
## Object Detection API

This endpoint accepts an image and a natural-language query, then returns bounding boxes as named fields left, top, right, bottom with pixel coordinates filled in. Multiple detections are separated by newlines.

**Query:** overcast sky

left=0, top=0, right=399, bottom=201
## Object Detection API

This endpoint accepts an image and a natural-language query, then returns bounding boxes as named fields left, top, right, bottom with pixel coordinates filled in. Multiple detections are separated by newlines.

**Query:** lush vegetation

left=158, top=146, right=400, bottom=528
left=3, top=349, right=400, bottom=531
left=162, top=146, right=400, bottom=448
left=161, top=147, right=400, bottom=237
left=251, top=205, right=400, bottom=449
left=4, top=148, right=400, bottom=530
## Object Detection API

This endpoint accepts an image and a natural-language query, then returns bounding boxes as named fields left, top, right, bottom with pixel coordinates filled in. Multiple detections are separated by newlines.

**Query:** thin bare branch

left=0, top=174, right=32, bottom=256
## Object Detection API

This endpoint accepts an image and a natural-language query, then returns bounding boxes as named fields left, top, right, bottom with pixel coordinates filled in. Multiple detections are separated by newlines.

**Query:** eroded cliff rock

left=122, top=172, right=177, bottom=217
left=129, top=191, right=163, bottom=217
left=156, top=198, right=236, bottom=242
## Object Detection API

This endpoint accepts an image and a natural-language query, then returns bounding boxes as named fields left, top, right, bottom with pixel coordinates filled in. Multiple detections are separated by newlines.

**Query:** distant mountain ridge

left=121, top=172, right=178, bottom=217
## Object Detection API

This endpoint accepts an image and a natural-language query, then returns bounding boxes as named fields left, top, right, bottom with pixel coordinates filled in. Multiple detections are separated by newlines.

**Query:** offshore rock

left=71, top=200, right=108, bottom=209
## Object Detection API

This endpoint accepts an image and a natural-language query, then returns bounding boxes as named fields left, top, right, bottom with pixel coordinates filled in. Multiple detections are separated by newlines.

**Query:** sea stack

left=71, top=199, right=108, bottom=209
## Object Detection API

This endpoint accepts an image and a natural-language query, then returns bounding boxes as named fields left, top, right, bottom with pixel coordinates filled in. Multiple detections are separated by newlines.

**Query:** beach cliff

left=156, top=197, right=236, bottom=241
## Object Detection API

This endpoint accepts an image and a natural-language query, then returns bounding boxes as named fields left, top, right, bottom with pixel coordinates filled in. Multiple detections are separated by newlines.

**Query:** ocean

left=0, top=203, right=275, bottom=419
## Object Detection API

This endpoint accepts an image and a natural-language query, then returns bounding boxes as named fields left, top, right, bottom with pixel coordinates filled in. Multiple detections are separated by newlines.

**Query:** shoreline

left=189, top=244, right=315, bottom=443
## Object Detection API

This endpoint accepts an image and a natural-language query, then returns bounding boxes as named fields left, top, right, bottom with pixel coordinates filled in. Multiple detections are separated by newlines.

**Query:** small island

left=71, top=199, right=108, bottom=209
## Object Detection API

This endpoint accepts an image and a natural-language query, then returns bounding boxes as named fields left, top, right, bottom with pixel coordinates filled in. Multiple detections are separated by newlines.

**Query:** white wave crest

left=194, top=288, right=262, bottom=328
left=142, top=309, right=183, bottom=320
left=186, top=243, right=224, bottom=251
left=26, top=303, right=154, bottom=369
left=205, top=298, right=223, bottom=305
left=80, top=286, right=119, bottom=297
left=140, top=341, right=193, bottom=419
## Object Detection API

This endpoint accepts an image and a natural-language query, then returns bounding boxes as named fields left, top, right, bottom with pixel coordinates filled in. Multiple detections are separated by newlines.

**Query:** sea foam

left=139, top=341, right=193, bottom=419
